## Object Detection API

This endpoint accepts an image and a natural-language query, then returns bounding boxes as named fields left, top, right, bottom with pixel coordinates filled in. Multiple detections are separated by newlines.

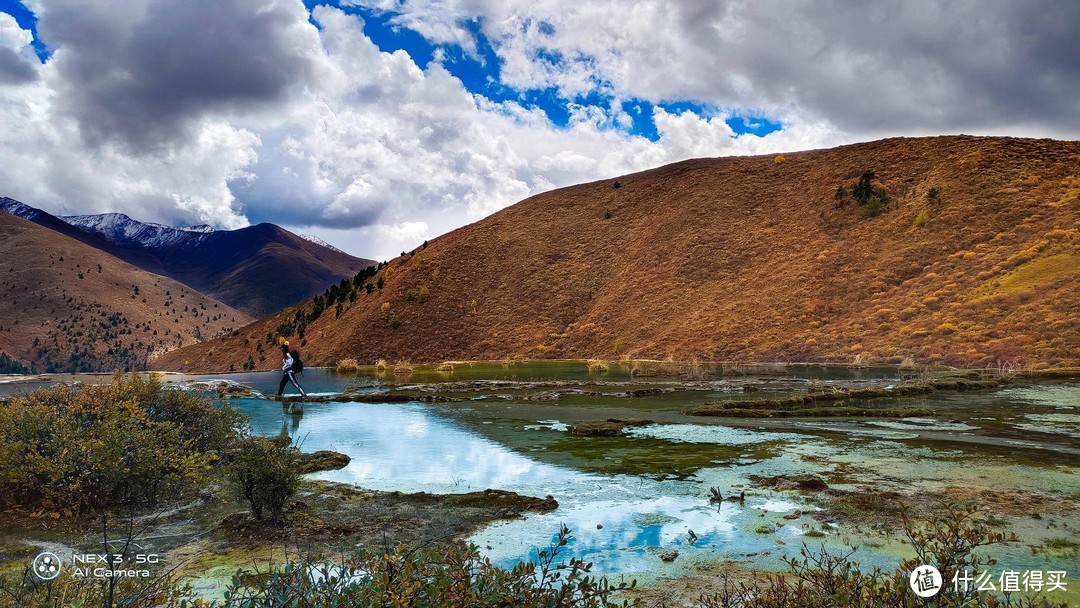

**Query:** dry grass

left=393, top=360, right=414, bottom=374
left=721, top=362, right=788, bottom=376
left=436, top=361, right=454, bottom=372
left=586, top=359, right=609, bottom=372
left=374, top=359, right=388, bottom=371
left=153, top=136, right=1080, bottom=372
left=0, top=213, right=252, bottom=373
left=336, top=358, right=360, bottom=373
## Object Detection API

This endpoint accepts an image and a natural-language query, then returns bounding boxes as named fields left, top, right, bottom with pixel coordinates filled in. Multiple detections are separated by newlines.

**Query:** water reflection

left=232, top=398, right=602, bottom=494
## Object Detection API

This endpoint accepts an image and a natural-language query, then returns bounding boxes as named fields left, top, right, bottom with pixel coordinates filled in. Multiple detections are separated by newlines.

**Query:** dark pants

left=277, top=370, right=305, bottom=396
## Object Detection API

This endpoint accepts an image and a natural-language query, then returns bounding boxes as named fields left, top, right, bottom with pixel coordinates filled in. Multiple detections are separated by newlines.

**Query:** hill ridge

left=0, top=211, right=254, bottom=372
left=154, top=135, right=1080, bottom=372
left=0, top=199, right=376, bottom=317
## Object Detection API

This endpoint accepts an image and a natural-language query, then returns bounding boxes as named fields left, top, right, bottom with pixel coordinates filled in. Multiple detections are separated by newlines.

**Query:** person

left=277, top=342, right=306, bottom=398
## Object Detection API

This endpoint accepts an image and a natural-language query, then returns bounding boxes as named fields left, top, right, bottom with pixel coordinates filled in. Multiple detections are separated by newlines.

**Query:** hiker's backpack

left=289, top=349, right=304, bottom=374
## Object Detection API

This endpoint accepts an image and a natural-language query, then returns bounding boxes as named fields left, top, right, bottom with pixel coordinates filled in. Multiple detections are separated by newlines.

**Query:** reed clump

left=336, top=358, right=360, bottom=373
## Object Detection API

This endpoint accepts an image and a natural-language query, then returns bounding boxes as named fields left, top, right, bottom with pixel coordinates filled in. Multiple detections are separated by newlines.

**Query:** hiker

left=277, top=342, right=307, bottom=398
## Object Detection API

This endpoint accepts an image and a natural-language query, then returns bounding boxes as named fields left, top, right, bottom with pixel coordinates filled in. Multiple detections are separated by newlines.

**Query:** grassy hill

left=154, top=136, right=1080, bottom=373
left=0, top=212, right=254, bottom=372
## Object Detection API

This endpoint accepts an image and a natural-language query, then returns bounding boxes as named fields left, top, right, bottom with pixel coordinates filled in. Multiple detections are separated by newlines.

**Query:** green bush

left=0, top=352, right=29, bottom=374
left=845, top=170, right=891, bottom=217
left=231, top=436, right=299, bottom=524
left=0, top=374, right=244, bottom=517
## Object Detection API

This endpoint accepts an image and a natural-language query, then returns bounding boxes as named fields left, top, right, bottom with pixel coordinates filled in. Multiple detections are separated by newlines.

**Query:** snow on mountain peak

left=299, top=234, right=345, bottom=254
left=61, top=213, right=215, bottom=248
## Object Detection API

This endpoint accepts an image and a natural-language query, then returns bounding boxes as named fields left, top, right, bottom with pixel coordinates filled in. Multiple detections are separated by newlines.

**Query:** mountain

left=0, top=197, right=119, bottom=248
left=298, top=233, right=346, bottom=253
left=0, top=199, right=375, bottom=318
left=0, top=211, right=254, bottom=373
left=62, top=212, right=215, bottom=248
left=153, top=136, right=1080, bottom=373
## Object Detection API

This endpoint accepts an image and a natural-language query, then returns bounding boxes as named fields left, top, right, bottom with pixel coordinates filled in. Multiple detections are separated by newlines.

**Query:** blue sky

left=1, top=0, right=782, bottom=141
left=0, top=0, right=45, bottom=59
left=303, top=1, right=782, bottom=140
left=0, top=0, right=1075, bottom=259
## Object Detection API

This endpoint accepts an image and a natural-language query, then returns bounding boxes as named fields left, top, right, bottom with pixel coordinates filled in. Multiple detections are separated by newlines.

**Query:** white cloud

left=0, top=1, right=1076, bottom=260
left=0, top=12, right=32, bottom=49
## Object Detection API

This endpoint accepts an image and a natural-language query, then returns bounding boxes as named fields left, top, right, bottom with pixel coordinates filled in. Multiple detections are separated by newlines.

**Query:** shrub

left=0, top=374, right=243, bottom=517
left=375, top=358, right=388, bottom=371
left=587, top=359, right=609, bottom=372
left=913, top=208, right=930, bottom=228
left=773, top=154, right=785, bottom=164
left=0, top=567, right=196, bottom=608
left=0, top=352, right=29, bottom=374
left=231, top=436, right=299, bottom=525
left=927, top=186, right=941, bottom=202
left=223, top=526, right=634, bottom=607
left=698, top=503, right=1067, bottom=608
left=848, top=170, right=891, bottom=216
left=405, top=285, right=431, bottom=303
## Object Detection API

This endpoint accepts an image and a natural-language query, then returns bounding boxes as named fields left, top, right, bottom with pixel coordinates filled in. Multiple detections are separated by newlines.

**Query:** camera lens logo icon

left=33, top=552, right=62, bottom=581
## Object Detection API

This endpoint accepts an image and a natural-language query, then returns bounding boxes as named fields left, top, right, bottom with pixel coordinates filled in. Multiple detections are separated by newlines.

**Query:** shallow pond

left=167, top=363, right=1080, bottom=589
left=6, top=364, right=1075, bottom=591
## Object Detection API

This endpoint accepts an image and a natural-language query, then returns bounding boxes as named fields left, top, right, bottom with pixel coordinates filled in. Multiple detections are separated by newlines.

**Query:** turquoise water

left=6, top=365, right=1074, bottom=579
left=202, top=365, right=1079, bottom=579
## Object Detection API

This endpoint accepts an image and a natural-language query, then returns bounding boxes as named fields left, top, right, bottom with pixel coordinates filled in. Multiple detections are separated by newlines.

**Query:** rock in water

left=296, top=450, right=351, bottom=474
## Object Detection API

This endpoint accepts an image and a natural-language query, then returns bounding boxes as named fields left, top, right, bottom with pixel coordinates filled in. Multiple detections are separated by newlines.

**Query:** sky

left=0, top=1, right=1077, bottom=260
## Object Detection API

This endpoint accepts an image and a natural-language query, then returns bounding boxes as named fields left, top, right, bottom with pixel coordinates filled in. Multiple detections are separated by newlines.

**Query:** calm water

left=4, top=364, right=1075, bottom=581
left=189, top=364, right=1080, bottom=580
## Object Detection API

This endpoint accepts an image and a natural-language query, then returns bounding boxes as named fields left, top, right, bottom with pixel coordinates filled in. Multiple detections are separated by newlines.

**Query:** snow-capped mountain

left=299, top=233, right=345, bottom=254
left=62, top=213, right=216, bottom=249
left=2, top=198, right=375, bottom=317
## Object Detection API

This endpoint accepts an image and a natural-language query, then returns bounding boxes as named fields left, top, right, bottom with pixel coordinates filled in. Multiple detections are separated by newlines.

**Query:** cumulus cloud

left=0, top=12, right=36, bottom=84
left=0, top=1, right=1077, bottom=259
left=32, top=0, right=324, bottom=151
left=350, top=0, right=1080, bottom=137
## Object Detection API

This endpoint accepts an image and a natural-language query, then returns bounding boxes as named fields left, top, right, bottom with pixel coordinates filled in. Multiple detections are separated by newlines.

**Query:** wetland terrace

left=1, top=361, right=1077, bottom=606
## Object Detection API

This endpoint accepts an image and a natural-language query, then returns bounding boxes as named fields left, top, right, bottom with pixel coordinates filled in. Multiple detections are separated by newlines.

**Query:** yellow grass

left=336, top=358, right=360, bottom=373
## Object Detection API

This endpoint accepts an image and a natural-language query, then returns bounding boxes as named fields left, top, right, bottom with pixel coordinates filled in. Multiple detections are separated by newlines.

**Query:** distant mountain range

left=154, top=136, right=1080, bottom=373
left=0, top=211, right=253, bottom=372
left=1, top=198, right=375, bottom=318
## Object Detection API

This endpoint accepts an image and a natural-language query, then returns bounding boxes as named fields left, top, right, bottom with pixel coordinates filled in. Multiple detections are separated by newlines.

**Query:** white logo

left=910, top=564, right=943, bottom=598
left=32, top=552, right=62, bottom=581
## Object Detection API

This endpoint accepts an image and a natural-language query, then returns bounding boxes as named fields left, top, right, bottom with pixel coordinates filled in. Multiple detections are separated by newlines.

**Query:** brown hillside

left=0, top=212, right=254, bottom=372
left=155, top=136, right=1080, bottom=373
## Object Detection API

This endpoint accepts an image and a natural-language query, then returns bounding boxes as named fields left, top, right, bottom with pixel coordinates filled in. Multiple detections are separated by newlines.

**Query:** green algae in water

left=625, top=424, right=801, bottom=445
left=71, top=365, right=1080, bottom=589
left=998, top=383, right=1080, bottom=409
left=1017, top=413, right=1080, bottom=438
